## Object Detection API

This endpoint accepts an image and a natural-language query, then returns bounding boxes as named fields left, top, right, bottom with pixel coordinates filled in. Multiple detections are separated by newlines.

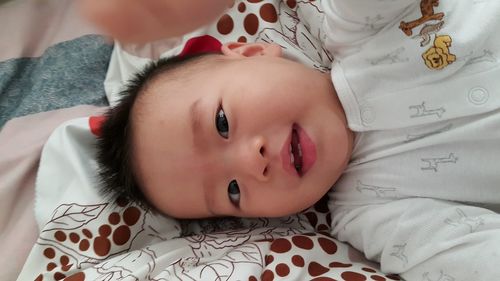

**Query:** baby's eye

left=228, top=180, right=240, bottom=206
left=215, top=106, right=229, bottom=138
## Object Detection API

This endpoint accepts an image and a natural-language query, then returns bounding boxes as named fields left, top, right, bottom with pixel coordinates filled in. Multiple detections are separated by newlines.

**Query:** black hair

left=95, top=52, right=218, bottom=209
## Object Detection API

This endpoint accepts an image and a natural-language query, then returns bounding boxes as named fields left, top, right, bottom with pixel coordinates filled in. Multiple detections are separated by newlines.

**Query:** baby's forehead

left=138, top=54, right=294, bottom=111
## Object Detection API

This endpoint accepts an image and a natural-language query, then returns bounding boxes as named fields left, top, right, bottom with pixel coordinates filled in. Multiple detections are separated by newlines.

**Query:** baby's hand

left=80, top=0, right=232, bottom=43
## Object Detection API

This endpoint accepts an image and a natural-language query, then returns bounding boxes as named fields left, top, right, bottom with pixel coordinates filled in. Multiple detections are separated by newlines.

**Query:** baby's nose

left=236, top=136, right=269, bottom=182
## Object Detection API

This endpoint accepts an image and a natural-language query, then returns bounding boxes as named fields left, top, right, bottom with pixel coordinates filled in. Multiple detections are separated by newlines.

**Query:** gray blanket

left=0, top=35, right=112, bottom=128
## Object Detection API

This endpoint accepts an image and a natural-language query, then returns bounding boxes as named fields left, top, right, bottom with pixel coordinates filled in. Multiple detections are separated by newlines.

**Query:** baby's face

left=132, top=47, right=353, bottom=218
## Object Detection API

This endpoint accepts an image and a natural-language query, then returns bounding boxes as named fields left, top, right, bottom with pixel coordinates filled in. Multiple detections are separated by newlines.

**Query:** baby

left=86, top=0, right=500, bottom=280
left=96, top=44, right=353, bottom=218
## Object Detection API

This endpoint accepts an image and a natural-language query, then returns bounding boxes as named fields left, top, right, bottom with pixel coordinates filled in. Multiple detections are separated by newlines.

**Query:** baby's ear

left=221, top=42, right=282, bottom=58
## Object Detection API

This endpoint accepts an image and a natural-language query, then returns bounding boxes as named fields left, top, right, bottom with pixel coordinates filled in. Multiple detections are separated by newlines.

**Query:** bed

left=0, top=0, right=402, bottom=280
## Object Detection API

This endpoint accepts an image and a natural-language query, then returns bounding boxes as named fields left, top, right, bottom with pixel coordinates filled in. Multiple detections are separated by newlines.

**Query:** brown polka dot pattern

left=292, top=235, right=313, bottom=250
left=82, top=229, right=92, bottom=239
left=238, top=2, right=246, bottom=12
left=40, top=246, right=76, bottom=281
left=286, top=0, right=297, bottom=9
left=259, top=3, right=278, bottom=23
left=270, top=238, right=292, bottom=253
left=123, top=206, right=141, bottom=226
left=55, top=231, right=66, bottom=242
left=37, top=202, right=144, bottom=279
left=362, top=267, right=376, bottom=273
left=341, top=271, right=367, bottom=281
left=386, top=274, right=402, bottom=280
left=47, top=262, right=57, bottom=271
left=261, top=269, right=274, bottom=281
left=265, top=254, right=274, bottom=265
left=372, top=275, right=387, bottom=281
left=60, top=255, right=69, bottom=266
left=211, top=0, right=286, bottom=57
left=108, top=212, right=120, bottom=225
left=61, top=264, right=71, bottom=272
left=94, top=236, right=111, bottom=256
left=64, top=272, right=86, bottom=281
left=99, top=224, right=112, bottom=237
left=317, top=224, right=329, bottom=232
left=69, top=232, right=80, bottom=243
left=309, top=261, right=329, bottom=276
left=330, top=262, right=353, bottom=268
left=318, top=237, right=337, bottom=254
left=260, top=230, right=398, bottom=280
left=305, top=212, right=318, bottom=227
left=292, top=255, right=304, bottom=267
left=243, top=13, right=259, bottom=35
left=275, top=263, right=290, bottom=277
left=113, top=225, right=131, bottom=246
left=43, top=248, right=55, bottom=259
left=54, top=272, right=66, bottom=280
left=248, top=276, right=258, bottom=281
left=33, top=202, right=150, bottom=281
left=303, top=195, right=332, bottom=233
left=217, top=14, right=234, bottom=35
left=311, top=278, right=337, bottom=281
left=79, top=239, right=90, bottom=251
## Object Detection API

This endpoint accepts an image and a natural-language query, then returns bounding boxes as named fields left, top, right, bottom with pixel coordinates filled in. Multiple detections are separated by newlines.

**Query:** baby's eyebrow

left=190, top=98, right=203, bottom=150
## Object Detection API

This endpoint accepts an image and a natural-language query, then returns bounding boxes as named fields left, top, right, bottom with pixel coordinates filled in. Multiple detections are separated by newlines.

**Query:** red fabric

left=178, top=35, right=222, bottom=57
left=89, top=115, right=106, bottom=137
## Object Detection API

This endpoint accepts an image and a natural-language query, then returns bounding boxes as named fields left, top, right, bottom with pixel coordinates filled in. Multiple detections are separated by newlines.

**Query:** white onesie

left=322, top=0, right=500, bottom=280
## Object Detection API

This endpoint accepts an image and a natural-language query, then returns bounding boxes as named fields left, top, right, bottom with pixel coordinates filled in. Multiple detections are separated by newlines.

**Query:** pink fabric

left=0, top=105, right=105, bottom=281
left=0, top=0, right=99, bottom=61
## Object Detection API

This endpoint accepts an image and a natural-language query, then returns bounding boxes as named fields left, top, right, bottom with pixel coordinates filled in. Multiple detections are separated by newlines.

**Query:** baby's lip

left=295, top=124, right=316, bottom=175
left=280, top=124, right=317, bottom=178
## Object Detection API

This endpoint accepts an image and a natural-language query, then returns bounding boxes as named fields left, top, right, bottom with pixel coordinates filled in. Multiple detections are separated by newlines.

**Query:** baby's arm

left=330, top=198, right=500, bottom=279
left=80, top=0, right=232, bottom=43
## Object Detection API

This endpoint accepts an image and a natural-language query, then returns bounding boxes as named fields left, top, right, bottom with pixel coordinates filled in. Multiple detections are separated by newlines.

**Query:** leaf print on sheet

left=165, top=243, right=264, bottom=281
left=200, top=245, right=263, bottom=280
left=92, top=247, right=158, bottom=281
left=44, top=203, right=108, bottom=232
left=223, top=243, right=264, bottom=264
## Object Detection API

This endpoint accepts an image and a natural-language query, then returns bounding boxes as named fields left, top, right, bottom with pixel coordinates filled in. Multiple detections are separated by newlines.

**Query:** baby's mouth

left=290, top=126, right=303, bottom=175
left=281, top=123, right=316, bottom=178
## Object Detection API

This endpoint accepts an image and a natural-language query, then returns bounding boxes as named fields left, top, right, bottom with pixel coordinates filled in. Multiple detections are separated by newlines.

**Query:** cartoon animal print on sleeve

left=398, top=0, right=456, bottom=70
left=412, top=21, right=444, bottom=47
left=422, top=35, right=456, bottom=70
left=399, top=0, right=445, bottom=36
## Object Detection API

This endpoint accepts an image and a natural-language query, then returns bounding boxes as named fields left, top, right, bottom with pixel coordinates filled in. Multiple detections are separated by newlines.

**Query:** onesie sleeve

left=329, top=198, right=500, bottom=280
left=322, top=0, right=416, bottom=48
left=322, top=1, right=500, bottom=132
